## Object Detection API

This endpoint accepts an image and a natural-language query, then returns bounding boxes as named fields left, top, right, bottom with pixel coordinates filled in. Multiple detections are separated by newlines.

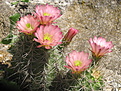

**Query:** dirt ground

left=0, top=0, right=121, bottom=91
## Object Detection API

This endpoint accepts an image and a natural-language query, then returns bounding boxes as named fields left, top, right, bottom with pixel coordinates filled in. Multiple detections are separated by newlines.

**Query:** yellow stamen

left=74, top=60, right=82, bottom=66
left=26, top=23, right=31, bottom=28
left=44, top=33, right=52, bottom=41
left=26, top=23, right=33, bottom=30
left=43, top=13, right=51, bottom=16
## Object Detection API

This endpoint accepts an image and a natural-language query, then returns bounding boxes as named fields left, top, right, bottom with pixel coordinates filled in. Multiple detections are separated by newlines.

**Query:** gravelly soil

left=0, top=0, right=121, bottom=91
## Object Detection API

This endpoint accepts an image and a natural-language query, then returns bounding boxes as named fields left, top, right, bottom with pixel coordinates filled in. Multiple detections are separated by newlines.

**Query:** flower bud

left=63, top=28, right=79, bottom=45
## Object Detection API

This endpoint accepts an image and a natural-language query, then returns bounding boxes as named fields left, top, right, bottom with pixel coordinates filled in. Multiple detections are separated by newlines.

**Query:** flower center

left=26, top=23, right=33, bottom=30
left=99, top=43, right=105, bottom=47
left=44, top=33, right=52, bottom=41
left=43, top=13, right=51, bottom=16
left=74, top=60, right=82, bottom=66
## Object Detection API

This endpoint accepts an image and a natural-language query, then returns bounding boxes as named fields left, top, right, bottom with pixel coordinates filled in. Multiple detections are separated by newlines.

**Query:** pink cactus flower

left=17, top=15, right=40, bottom=35
left=89, top=36, right=114, bottom=58
left=34, top=25, right=63, bottom=49
left=64, top=51, right=92, bottom=74
left=35, top=4, right=61, bottom=25
left=63, top=28, right=79, bottom=44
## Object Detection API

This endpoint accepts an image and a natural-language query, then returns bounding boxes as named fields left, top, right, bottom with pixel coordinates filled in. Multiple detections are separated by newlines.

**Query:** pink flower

left=34, top=25, right=63, bottom=49
left=63, top=28, right=79, bottom=44
left=17, top=15, right=40, bottom=35
left=64, top=51, right=92, bottom=74
left=35, top=4, right=61, bottom=25
left=89, top=36, right=114, bottom=58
